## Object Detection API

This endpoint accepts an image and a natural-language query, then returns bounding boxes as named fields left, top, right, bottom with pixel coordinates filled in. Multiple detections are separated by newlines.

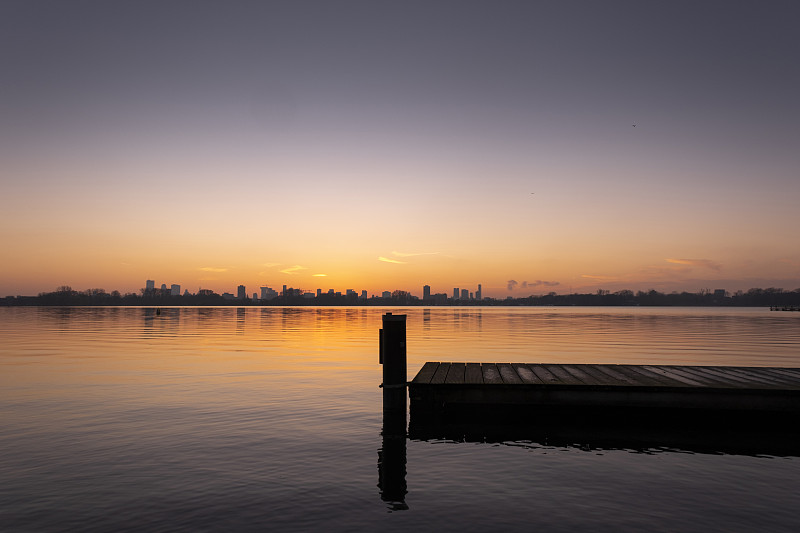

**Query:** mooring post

left=378, top=312, right=408, bottom=510
left=380, top=312, right=407, bottom=415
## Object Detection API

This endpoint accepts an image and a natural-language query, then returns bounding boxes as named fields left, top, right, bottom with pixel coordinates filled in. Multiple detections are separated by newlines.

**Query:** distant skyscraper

left=282, top=284, right=287, bottom=297
left=360, top=290, right=367, bottom=299
left=423, top=285, right=431, bottom=300
left=161, top=283, right=167, bottom=291
left=317, top=288, right=322, bottom=297
left=453, top=288, right=459, bottom=299
left=382, top=291, right=391, bottom=299
left=260, top=286, right=278, bottom=300
left=237, top=285, right=246, bottom=299
left=476, top=284, right=482, bottom=300
left=146, top=280, right=155, bottom=291
left=170, top=284, right=180, bottom=296
left=461, top=288, right=469, bottom=300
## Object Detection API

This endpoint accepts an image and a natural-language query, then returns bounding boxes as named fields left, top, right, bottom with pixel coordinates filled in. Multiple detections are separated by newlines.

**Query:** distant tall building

left=461, top=288, right=469, bottom=300
left=170, top=284, right=180, bottom=296
left=282, top=284, right=288, bottom=297
left=317, top=288, right=322, bottom=297
left=260, top=286, right=278, bottom=300
left=237, top=285, right=246, bottom=299
left=161, top=283, right=167, bottom=291
left=382, top=291, right=391, bottom=299
left=423, top=285, right=431, bottom=300
left=453, top=288, right=459, bottom=299
left=253, top=292, right=258, bottom=300
left=346, top=289, right=357, bottom=297
left=360, top=290, right=367, bottom=299
left=476, top=284, right=482, bottom=300
left=146, top=280, right=155, bottom=291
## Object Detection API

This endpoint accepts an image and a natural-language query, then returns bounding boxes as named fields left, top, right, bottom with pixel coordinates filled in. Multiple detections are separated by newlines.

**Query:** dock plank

left=465, top=363, right=484, bottom=384
left=430, top=362, right=451, bottom=385
left=446, top=363, right=466, bottom=384
left=611, top=364, right=675, bottom=386
left=590, top=365, right=643, bottom=386
left=627, top=365, right=700, bottom=387
left=661, top=366, right=743, bottom=388
left=497, top=363, right=523, bottom=385
left=724, top=367, right=798, bottom=386
left=482, top=363, right=504, bottom=385
left=528, top=364, right=563, bottom=385
left=561, top=364, right=608, bottom=386
left=759, top=368, right=800, bottom=384
left=665, top=366, right=741, bottom=388
left=411, top=362, right=439, bottom=385
left=691, top=366, right=783, bottom=388
left=543, top=364, right=586, bottom=385
left=512, top=363, right=542, bottom=384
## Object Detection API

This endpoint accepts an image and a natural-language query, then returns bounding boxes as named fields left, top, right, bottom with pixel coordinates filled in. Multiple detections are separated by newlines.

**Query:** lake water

left=1, top=306, right=799, bottom=532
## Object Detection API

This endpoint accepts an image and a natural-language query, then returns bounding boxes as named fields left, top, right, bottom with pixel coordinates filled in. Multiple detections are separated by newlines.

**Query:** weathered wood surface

left=411, top=363, right=800, bottom=389
left=409, top=363, right=800, bottom=413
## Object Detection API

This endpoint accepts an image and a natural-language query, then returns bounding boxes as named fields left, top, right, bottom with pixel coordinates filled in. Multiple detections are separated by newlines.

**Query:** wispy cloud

left=280, top=265, right=307, bottom=274
left=312, top=273, right=327, bottom=277
left=522, top=280, right=560, bottom=288
left=378, top=256, right=407, bottom=264
left=199, top=267, right=227, bottom=272
left=666, top=259, right=721, bottom=271
left=507, top=279, right=518, bottom=290
left=262, top=262, right=280, bottom=268
left=581, top=274, right=617, bottom=281
left=391, top=251, right=440, bottom=258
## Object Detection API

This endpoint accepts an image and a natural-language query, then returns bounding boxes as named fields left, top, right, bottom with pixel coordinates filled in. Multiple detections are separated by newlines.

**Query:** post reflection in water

left=378, top=403, right=408, bottom=511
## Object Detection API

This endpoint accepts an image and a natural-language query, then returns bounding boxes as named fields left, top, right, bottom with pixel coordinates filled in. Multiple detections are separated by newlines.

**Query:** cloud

left=391, top=251, right=440, bottom=258
left=522, top=280, right=560, bottom=288
left=199, top=267, right=227, bottom=272
left=262, top=262, right=280, bottom=268
left=280, top=265, right=307, bottom=274
left=378, top=256, right=407, bottom=264
left=666, top=259, right=722, bottom=271
left=312, top=273, right=327, bottom=277
left=581, top=274, right=617, bottom=281
left=507, top=279, right=518, bottom=291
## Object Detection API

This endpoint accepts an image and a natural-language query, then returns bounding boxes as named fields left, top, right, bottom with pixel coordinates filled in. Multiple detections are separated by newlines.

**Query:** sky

left=2, top=0, right=799, bottom=298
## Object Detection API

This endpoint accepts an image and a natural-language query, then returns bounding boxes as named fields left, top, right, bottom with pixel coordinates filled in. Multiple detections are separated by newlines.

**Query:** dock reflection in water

left=408, top=406, right=800, bottom=457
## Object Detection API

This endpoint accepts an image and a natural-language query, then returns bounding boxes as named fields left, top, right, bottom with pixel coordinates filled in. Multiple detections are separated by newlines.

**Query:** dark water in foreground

left=1, top=306, right=799, bottom=532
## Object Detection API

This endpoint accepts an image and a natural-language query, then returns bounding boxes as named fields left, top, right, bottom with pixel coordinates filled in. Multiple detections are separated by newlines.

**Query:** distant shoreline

left=3, top=292, right=798, bottom=309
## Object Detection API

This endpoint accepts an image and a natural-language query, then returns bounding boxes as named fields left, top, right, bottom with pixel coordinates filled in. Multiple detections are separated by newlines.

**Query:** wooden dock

left=409, top=363, right=800, bottom=417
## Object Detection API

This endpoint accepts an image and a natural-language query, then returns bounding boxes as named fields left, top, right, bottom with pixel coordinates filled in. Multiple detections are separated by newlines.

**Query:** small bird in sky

left=632, top=123, right=636, bottom=127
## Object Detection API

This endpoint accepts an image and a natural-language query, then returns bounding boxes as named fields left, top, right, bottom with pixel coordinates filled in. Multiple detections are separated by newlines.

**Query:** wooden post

left=378, top=312, right=408, bottom=509
left=380, top=313, right=407, bottom=415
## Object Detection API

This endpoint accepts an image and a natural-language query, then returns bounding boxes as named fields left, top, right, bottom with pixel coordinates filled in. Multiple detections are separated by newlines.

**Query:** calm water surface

left=1, top=306, right=799, bottom=532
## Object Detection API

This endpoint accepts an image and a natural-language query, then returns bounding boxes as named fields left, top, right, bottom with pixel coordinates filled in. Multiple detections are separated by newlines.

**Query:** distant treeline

left=2, top=286, right=800, bottom=307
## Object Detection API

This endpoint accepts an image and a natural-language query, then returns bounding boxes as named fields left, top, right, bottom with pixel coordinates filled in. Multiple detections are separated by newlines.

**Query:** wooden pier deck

left=409, top=363, right=800, bottom=416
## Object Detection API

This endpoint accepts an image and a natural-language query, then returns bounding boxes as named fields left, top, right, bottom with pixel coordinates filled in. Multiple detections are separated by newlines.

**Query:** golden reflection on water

left=2, top=305, right=799, bottom=410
